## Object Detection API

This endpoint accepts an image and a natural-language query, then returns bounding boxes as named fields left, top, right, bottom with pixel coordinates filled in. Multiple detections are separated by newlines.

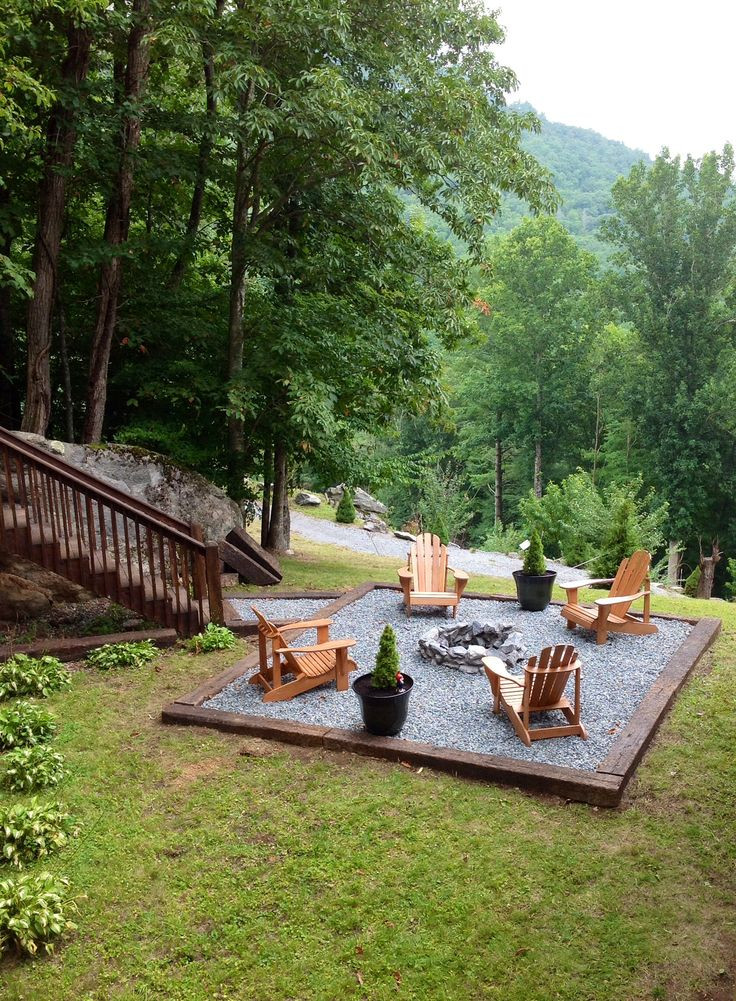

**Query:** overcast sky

left=494, top=0, right=734, bottom=158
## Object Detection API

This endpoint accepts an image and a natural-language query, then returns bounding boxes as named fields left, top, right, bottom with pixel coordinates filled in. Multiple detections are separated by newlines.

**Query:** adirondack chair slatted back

left=410, top=533, right=447, bottom=593
left=251, top=605, right=295, bottom=671
left=607, top=550, right=651, bottom=619
left=525, top=644, right=578, bottom=708
left=252, top=606, right=279, bottom=639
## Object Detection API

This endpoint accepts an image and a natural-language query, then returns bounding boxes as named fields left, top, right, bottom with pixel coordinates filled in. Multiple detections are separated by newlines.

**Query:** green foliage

left=724, top=559, right=736, bottom=601
left=0, top=871, right=76, bottom=956
left=0, top=800, right=78, bottom=870
left=481, top=523, right=527, bottom=554
left=520, top=471, right=667, bottom=569
left=522, top=530, right=547, bottom=576
left=335, top=488, right=356, bottom=524
left=684, top=566, right=701, bottom=598
left=589, top=498, right=642, bottom=577
left=87, top=640, right=158, bottom=671
left=1, top=746, right=67, bottom=793
left=0, top=655, right=71, bottom=700
left=187, top=624, right=237, bottom=654
left=0, top=702, right=56, bottom=750
left=371, top=625, right=401, bottom=689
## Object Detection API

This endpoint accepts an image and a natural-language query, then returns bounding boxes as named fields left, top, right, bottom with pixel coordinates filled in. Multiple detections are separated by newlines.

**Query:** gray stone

left=295, top=491, right=322, bottom=507
left=418, top=619, right=526, bottom=676
left=394, top=530, right=416, bottom=542
left=325, top=483, right=387, bottom=515
left=12, top=432, right=241, bottom=542
left=466, top=645, right=488, bottom=660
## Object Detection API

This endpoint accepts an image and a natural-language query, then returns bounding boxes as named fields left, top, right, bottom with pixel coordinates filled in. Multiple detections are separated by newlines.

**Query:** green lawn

left=2, top=537, right=735, bottom=1000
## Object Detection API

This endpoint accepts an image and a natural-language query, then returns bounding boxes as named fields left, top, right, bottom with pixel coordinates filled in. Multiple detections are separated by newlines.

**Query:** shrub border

left=0, top=629, right=178, bottom=664
left=161, top=582, right=721, bottom=807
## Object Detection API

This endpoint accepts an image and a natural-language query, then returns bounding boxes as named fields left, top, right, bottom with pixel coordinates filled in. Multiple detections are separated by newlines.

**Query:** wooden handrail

left=0, top=427, right=206, bottom=551
left=0, top=427, right=193, bottom=535
left=0, top=426, right=225, bottom=633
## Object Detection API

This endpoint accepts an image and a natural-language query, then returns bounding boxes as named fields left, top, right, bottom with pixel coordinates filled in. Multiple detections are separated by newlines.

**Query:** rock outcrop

left=13, top=432, right=241, bottom=542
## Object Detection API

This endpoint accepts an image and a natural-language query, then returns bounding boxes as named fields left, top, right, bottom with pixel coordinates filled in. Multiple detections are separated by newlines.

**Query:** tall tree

left=602, top=147, right=736, bottom=589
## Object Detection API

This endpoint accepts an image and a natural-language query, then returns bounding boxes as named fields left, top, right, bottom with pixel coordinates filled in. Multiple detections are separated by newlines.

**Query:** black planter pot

left=352, top=673, right=414, bottom=736
left=513, top=569, right=557, bottom=612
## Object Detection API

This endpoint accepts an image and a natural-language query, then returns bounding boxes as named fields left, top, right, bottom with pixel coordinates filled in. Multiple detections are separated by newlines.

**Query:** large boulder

left=294, top=490, right=322, bottom=507
left=325, top=483, right=387, bottom=515
left=0, top=551, right=92, bottom=620
left=13, top=433, right=241, bottom=542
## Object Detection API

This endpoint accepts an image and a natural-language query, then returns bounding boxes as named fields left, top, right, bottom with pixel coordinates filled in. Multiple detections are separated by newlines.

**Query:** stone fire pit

left=418, top=620, right=525, bottom=675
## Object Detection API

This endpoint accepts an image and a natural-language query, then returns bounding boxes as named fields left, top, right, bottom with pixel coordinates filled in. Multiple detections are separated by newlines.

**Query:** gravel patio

left=208, top=588, right=692, bottom=773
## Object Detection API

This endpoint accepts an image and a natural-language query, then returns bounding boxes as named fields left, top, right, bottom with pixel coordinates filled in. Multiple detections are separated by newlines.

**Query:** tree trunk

left=591, top=393, right=601, bottom=484
left=83, top=0, right=151, bottom=443
left=697, top=540, right=722, bottom=599
left=22, top=23, right=91, bottom=434
left=260, top=443, right=272, bottom=548
left=168, top=0, right=225, bottom=288
left=494, top=438, right=503, bottom=526
left=267, top=443, right=290, bottom=552
left=667, top=540, right=682, bottom=587
left=534, top=440, right=542, bottom=498
left=57, top=296, right=74, bottom=441
left=0, top=223, right=19, bottom=429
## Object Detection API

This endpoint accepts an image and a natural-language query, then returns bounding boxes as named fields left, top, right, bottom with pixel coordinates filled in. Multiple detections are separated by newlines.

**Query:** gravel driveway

left=290, top=509, right=587, bottom=584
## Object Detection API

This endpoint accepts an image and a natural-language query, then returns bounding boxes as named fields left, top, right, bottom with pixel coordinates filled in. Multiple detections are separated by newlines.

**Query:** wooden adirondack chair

left=397, top=533, right=469, bottom=616
left=483, top=644, right=587, bottom=747
left=560, top=550, right=657, bottom=645
left=250, top=607, right=357, bottom=702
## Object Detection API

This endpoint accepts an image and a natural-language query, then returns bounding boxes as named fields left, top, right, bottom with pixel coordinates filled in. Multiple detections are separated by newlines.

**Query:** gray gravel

left=290, top=510, right=587, bottom=583
left=206, top=589, right=691, bottom=772
left=231, top=598, right=332, bottom=622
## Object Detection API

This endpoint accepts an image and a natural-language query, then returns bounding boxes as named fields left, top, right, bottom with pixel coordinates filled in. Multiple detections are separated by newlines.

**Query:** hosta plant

left=2, top=745, right=67, bottom=792
left=0, top=871, right=77, bottom=955
left=0, top=800, right=79, bottom=869
left=87, top=639, right=158, bottom=671
left=0, top=654, right=71, bottom=700
left=187, top=623, right=237, bottom=654
left=0, top=701, right=56, bottom=749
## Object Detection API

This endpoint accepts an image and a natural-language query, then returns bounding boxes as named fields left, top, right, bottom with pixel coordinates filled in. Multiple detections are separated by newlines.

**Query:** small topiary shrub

left=0, top=800, right=79, bottom=869
left=371, top=625, right=402, bottom=689
left=0, top=871, right=77, bottom=955
left=187, top=623, right=237, bottom=654
left=0, top=655, right=71, bottom=701
left=335, top=487, right=356, bottom=524
left=683, top=565, right=701, bottom=598
left=0, top=701, right=56, bottom=750
left=87, top=639, right=158, bottom=671
left=522, top=530, right=547, bottom=576
left=2, top=745, right=67, bottom=793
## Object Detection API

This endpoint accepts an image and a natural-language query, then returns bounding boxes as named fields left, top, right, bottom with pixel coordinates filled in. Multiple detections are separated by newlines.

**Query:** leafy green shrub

left=187, top=623, right=237, bottom=654
left=0, top=655, right=71, bottom=700
left=87, top=639, right=157, bottom=671
left=724, top=558, right=736, bottom=601
left=522, top=530, right=547, bottom=576
left=683, top=565, right=701, bottom=597
left=0, top=701, right=56, bottom=750
left=589, top=497, right=642, bottom=577
left=2, top=746, right=67, bottom=793
left=482, top=523, right=526, bottom=554
left=335, top=487, right=357, bottom=524
left=0, top=871, right=77, bottom=955
left=371, top=625, right=402, bottom=689
left=0, top=800, right=79, bottom=869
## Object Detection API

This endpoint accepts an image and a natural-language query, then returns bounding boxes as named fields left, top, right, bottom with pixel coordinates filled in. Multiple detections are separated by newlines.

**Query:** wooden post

left=205, top=542, right=225, bottom=624
left=189, top=522, right=206, bottom=599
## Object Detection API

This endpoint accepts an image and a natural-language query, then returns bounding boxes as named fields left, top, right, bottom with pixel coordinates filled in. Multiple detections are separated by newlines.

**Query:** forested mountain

left=406, top=105, right=650, bottom=258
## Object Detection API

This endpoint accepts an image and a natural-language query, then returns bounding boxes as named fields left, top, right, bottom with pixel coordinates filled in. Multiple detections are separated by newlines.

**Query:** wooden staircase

left=0, top=427, right=224, bottom=635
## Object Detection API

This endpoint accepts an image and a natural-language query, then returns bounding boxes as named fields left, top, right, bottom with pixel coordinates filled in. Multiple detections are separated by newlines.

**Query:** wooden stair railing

left=0, top=428, right=224, bottom=635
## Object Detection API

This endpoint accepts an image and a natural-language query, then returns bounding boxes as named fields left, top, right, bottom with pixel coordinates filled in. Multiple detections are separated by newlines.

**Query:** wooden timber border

left=162, top=582, right=721, bottom=807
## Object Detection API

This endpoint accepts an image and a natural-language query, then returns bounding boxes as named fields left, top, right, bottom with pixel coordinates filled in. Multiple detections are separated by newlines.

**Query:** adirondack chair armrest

left=283, top=638, right=357, bottom=654
left=397, top=568, right=413, bottom=581
left=595, top=590, right=648, bottom=607
left=278, top=618, right=334, bottom=631
left=481, top=657, right=525, bottom=686
left=447, top=566, right=469, bottom=582
left=562, top=577, right=614, bottom=592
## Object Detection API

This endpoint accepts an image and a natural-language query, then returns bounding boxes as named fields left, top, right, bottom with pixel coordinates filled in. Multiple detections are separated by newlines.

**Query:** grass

left=2, top=538, right=735, bottom=1000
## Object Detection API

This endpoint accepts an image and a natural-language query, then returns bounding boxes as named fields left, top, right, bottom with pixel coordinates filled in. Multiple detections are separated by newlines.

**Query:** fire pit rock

left=418, top=620, right=525, bottom=675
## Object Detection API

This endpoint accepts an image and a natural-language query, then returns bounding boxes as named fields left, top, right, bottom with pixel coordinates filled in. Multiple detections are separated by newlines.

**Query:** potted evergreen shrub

left=352, top=625, right=413, bottom=736
left=512, top=529, right=557, bottom=611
